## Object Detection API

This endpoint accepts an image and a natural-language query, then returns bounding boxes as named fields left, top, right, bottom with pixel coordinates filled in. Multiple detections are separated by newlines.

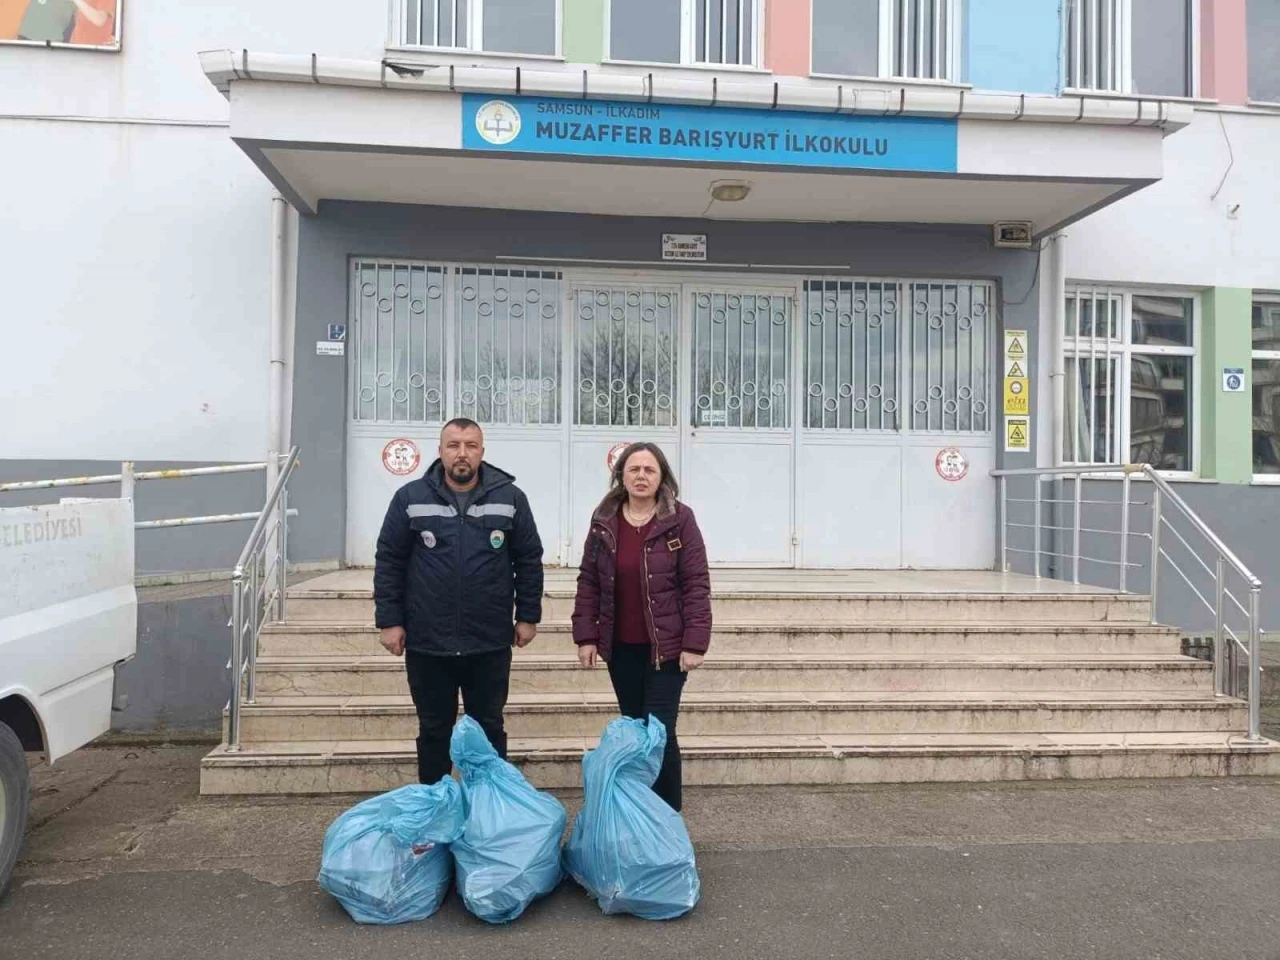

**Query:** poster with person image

left=0, top=0, right=119, bottom=49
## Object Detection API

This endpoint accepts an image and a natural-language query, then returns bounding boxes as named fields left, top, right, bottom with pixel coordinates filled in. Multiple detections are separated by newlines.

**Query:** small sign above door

left=662, top=234, right=707, bottom=262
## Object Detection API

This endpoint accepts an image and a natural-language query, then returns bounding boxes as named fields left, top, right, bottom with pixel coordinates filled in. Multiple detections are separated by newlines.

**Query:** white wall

left=0, top=1, right=387, bottom=122
left=0, top=0, right=386, bottom=461
left=1066, top=109, right=1280, bottom=290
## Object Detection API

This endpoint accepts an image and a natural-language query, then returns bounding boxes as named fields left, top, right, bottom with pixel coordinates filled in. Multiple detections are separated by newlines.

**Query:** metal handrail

left=226, top=446, right=299, bottom=752
left=992, top=462, right=1266, bottom=742
left=1141, top=467, right=1261, bottom=587
left=0, top=459, right=273, bottom=531
left=0, top=461, right=268, bottom=493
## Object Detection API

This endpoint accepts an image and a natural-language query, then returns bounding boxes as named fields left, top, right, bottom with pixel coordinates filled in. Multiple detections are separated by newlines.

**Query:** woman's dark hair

left=597, top=442, right=680, bottom=514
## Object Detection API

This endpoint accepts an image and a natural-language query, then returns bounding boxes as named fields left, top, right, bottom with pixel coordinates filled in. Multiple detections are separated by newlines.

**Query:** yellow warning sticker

left=1004, top=378, right=1029, bottom=415
left=1004, top=330, right=1028, bottom=360
left=1005, top=359, right=1026, bottom=379
left=1005, top=417, right=1031, bottom=452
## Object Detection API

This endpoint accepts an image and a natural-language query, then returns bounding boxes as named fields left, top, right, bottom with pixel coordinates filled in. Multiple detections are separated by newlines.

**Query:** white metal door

left=797, top=277, right=996, bottom=569
left=566, top=280, right=681, bottom=564
left=682, top=284, right=796, bottom=567
left=345, top=260, right=448, bottom=567
left=345, top=261, right=565, bottom=566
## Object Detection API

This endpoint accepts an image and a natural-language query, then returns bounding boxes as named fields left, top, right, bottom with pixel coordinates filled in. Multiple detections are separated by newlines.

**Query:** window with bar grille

left=350, top=262, right=563, bottom=426
left=398, top=0, right=559, bottom=56
left=811, top=0, right=959, bottom=82
left=693, top=0, right=756, bottom=66
left=889, top=0, right=954, bottom=81
left=802, top=278, right=991, bottom=433
left=607, top=0, right=761, bottom=67
left=1063, top=288, right=1197, bottom=472
left=573, top=284, right=679, bottom=428
left=1063, top=0, right=1194, bottom=96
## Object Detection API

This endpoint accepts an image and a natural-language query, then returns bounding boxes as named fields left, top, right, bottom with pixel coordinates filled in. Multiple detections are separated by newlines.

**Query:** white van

left=0, top=499, right=137, bottom=894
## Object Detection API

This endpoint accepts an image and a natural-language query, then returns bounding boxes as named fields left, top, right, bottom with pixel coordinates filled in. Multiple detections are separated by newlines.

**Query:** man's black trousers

left=405, top=647, right=512, bottom=784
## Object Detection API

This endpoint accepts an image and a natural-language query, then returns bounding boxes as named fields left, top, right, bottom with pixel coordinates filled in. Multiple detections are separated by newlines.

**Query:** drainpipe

left=1048, top=231, right=1068, bottom=468
left=266, top=194, right=288, bottom=498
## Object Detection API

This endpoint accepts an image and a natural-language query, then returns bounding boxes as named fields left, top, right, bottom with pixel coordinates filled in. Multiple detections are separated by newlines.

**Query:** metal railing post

left=1032, top=477, right=1042, bottom=578
left=999, top=475, right=1008, bottom=573
left=246, top=555, right=260, bottom=704
left=121, top=461, right=135, bottom=501
left=1248, top=588, right=1263, bottom=742
left=277, top=486, right=289, bottom=622
left=1072, top=477, right=1082, bottom=584
left=1213, top=556, right=1225, bottom=697
left=227, top=572, right=244, bottom=752
left=1119, top=470, right=1131, bottom=593
left=1149, top=485, right=1162, bottom=625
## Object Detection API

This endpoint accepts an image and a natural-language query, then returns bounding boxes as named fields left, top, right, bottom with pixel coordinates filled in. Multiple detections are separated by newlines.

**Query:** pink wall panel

left=765, top=0, right=811, bottom=76
left=1201, top=0, right=1249, bottom=104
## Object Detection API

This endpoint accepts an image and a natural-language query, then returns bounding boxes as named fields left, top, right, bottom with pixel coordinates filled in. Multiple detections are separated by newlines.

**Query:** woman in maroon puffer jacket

left=571, top=442, right=712, bottom=812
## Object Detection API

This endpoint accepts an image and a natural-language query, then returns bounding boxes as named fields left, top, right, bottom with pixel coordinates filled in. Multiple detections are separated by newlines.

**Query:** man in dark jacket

left=374, top=418, right=543, bottom=784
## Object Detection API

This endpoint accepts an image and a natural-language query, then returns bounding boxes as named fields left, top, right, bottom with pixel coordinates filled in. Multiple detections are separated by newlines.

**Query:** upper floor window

left=1064, top=0, right=1194, bottom=97
left=812, top=0, right=959, bottom=82
left=399, top=0, right=559, bottom=56
left=608, top=0, right=761, bottom=67
left=1247, top=0, right=1280, bottom=104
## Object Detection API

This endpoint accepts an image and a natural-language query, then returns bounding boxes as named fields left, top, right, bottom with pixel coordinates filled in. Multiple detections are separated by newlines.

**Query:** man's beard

left=448, top=461, right=476, bottom=484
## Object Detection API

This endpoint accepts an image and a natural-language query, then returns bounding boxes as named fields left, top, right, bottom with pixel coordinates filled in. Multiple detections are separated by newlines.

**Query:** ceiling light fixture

left=710, top=180, right=751, bottom=202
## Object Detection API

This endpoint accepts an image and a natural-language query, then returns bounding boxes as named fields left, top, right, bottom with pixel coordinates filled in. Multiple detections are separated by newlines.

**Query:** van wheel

left=0, top=721, right=29, bottom=897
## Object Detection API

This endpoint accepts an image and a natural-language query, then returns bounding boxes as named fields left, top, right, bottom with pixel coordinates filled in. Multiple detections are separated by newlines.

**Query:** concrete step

left=199, top=731, right=1280, bottom=795
left=258, top=621, right=1182, bottom=658
left=252, top=654, right=1213, bottom=698
left=283, top=590, right=1152, bottom=625
left=229, top=691, right=1250, bottom=743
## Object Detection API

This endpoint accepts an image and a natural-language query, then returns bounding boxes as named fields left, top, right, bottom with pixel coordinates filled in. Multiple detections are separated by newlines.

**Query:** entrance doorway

left=343, top=260, right=996, bottom=570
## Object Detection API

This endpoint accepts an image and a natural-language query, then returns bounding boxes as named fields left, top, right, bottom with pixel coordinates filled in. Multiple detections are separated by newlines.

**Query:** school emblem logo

left=420, top=530, right=437, bottom=549
left=475, top=99, right=521, bottom=145
left=382, top=438, right=421, bottom=476
left=489, top=529, right=506, bottom=550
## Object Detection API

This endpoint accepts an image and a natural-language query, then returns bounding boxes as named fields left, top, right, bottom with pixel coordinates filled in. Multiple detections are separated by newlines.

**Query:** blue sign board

left=462, top=94, right=958, bottom=174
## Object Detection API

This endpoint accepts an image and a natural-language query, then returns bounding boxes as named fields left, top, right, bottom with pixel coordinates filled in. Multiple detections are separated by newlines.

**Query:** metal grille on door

left=573, top=285, right=679, bottom=427
left=803, top=280, right=900, bottom=431
left=454, top=267, right=562, bottom=426
left=691, top=290, right=792, bottom=429
left=907, top=281, right=992, bottom=433
left=351, top=261, right=447, bottom=423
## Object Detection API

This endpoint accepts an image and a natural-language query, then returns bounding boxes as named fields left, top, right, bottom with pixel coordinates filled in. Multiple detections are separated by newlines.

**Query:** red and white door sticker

left=935, top=447, right=969, bottom=482
left=606, top=442, right=631, bottom=473
left=381, top=439, right=421, bottom=476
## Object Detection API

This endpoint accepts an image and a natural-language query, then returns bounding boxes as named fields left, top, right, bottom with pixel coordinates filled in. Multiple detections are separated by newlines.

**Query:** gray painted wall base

left=111, top=583, right=235, bottom=735
left=1007, top=478, right=1280, bottom=635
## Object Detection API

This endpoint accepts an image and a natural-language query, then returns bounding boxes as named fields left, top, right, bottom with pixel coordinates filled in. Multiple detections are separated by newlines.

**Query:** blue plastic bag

left=449, top=715, right=567, bottom=923
left=317, top=779, right=465, bottom=925
left=564, top=716, right=700, bottom=920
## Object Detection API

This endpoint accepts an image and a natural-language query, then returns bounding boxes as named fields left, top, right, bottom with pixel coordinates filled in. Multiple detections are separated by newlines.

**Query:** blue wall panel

left=966, top=0, right=1061, bottom=95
